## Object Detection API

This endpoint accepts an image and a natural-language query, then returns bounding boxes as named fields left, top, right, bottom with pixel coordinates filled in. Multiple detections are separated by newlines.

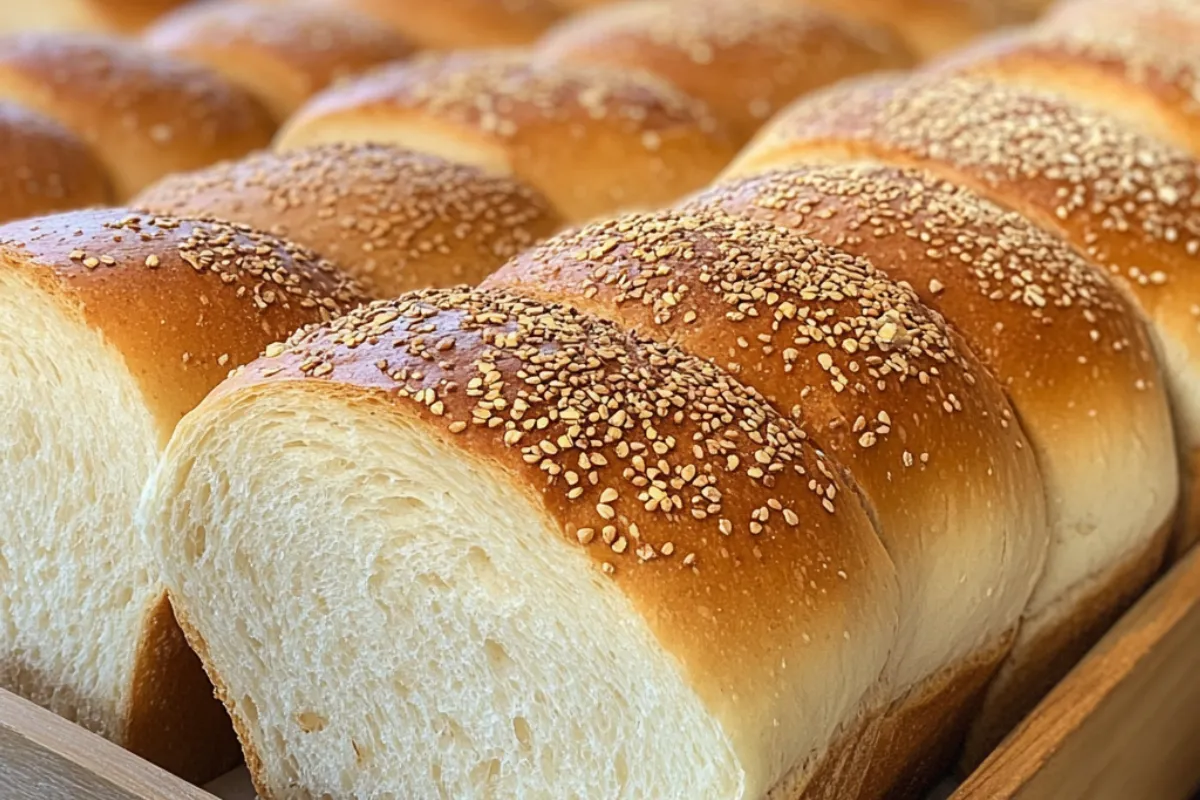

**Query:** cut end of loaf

left=149, top=387, right=744, bottom=799
left=0, top=266, right=160, bottom=741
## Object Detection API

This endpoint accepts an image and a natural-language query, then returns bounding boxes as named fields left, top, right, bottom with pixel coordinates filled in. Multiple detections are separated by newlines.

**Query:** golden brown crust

left=962, top=516, right=1172, bottom=768
left=143, top=1, right=417, bottom=123
left=223, top=287, right=889, bottom=754
left=277, top=51, right=739, bottom=223
left=731, top=80, right=1200, bottom=546
left=537, top=0, right=913, bottom=144
left=933, top=26, right=1200, bottom=158
left=0, top=33, right=275, bottom=199
left=123, top=593, right=241, bottom=784
left=485, top=210, right=1036, bottom=586
left=167, top=597, right=269, bottom=799
left=688, top=165, right=1164, bottom=426
left=343, top=0, right=562, bottom=48
left=0, top=208, right=369, bottom=441
left=133, top=144, right=564, bottom=297
left=0, top=101, right=112, bottom=223
left=860, top=634, right=1012, bottom=800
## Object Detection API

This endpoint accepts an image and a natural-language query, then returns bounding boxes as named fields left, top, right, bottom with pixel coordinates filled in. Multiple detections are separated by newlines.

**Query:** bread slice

left=142, top=287, right=901, bottom=800
left=0, top=208, right=366, bottom=782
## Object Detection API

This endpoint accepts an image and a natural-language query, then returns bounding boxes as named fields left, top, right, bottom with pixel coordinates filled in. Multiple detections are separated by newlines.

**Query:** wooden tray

left=6, top=547, right=1200, bottom=800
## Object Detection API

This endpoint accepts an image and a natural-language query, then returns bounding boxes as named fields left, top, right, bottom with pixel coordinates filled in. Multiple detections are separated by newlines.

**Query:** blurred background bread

left=0, top=101, right=111, bottom=223
left=0, top=33, right=274, bottom=199
left=0, top=0, right=186, bottom=35
left=134, top=144, right=565, bottom=296
left=143, top=1, right=417, bottom=123
left=536, top=0, right=914, bottom=145
left=333, top=0, right=563, bottom=49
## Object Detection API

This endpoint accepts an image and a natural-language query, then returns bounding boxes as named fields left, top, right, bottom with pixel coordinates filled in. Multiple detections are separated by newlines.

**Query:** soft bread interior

left=148, top=387, right=744, bottom=800
left=0, top=269, right=160, bottom=739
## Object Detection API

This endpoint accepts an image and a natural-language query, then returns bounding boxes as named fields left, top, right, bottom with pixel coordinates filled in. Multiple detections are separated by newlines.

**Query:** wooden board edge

left=0, top=687, right=219, bottom=800
left=954, top=546, right=1200, bottom=800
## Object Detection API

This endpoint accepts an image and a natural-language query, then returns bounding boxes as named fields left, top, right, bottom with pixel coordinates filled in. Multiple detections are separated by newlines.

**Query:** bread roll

left=134, top=144, right=565, bottom=297
left=686, top=165, right=1179, bottom=796
left=0, top=101, right=112, bottom=223
left=0, top=33, right=275, bottom=199
left=278, top=52, right=738, bottom=224
left=0, top=0, right=184, bottom=34
left=142, top=2, right=415, bottom=124
left=485, top=209, right=1048, bottom=798
left=336, top=0, right=562, bottom=49
left=930, top=25, right=1200, bottom=158
left=536, top=0, right=914, bottom=145
left=142, top=287, right=900, bottom=800
left=0, top=209, right=367, bottom=782
left=764, top=0, right=1047, bottom=58
left=728, top=72, right=1200, bottom=758
left=1045, top=0, right=1200, bottom=41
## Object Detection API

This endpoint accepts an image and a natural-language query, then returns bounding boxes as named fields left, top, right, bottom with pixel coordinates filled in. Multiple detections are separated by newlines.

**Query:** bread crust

left=123, top=593, right=242, bottom=784
left=731, top=73, right=1200, bottom=554
left=143, top=1, right=416, bottom=123
left=278, top=52, right=739, bottom=223
left=963, top=516, right=1173, bottom=768
left=0, top=208, right=367, bottom=440
left=0, top=33, right=275, bottom=198
left=933, top=27, right=1200, bottom=158
left=134, top=144, right=564, bottom=297
left=343, top=0, right=562, bottom=48
left=0, top=101, right=111, bottom=223
left=537, top=0, right=913, bottom=144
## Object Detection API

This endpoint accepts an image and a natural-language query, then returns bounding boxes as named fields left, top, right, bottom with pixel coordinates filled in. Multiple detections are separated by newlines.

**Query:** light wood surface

left=0, top=688, right=217, bottom=800
left=954, top=546, right=1200, bottom=800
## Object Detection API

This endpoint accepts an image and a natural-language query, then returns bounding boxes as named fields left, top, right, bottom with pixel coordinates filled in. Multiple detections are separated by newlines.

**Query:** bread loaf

left=929, top=23, right=1200, bottom=158
left=0, top=101, right=111, bottom=223
left=141, top=287, right=900, bottom=800
left=336, top=0, right=562, bottom=49
left=277, top=51, right=738, bottom=223
left=485, top=207, right=1048, bottom=797
left=0, top=33, right=275, bottom=199
left=0, top=0, right=184, bottom=34
left=728, top=72, right=1200, bottom=759
left=0, top=209, right=367, bottom=783
left=134, top=144, right=565, bottom=297
left=536, top=0, right=914, bottom=145
left=685, top=164, right=1179, bottom=796
left=143, top=1, right=416, bottom=124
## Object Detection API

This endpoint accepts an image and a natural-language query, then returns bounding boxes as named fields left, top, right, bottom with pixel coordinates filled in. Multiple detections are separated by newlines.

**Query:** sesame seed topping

left=255, top=287, right=846, bottom=569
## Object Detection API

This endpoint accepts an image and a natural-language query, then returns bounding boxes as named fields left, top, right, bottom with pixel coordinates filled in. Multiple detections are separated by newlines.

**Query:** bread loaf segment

left=731, top=73, right=1200, bottom=551
left=277, top=51, right=739, bottom=223
left=133, top=144, right=565, bottom=298
left=931, top=25, right=1200, bottom=159
left=144, top=287, right=899, bottom=800
left=0, top=33, right=275, bottom=199
left=485, top=209, right=1047, bottom=797
left=0, top=209, right=368, bottom=783
left=0, top=101, right=111, bottom=223
left=143, top=1, right=416, bottom=124
left=537, top=0, right=914, bottom=145
left=689, top=164, right=1181, bottom=794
